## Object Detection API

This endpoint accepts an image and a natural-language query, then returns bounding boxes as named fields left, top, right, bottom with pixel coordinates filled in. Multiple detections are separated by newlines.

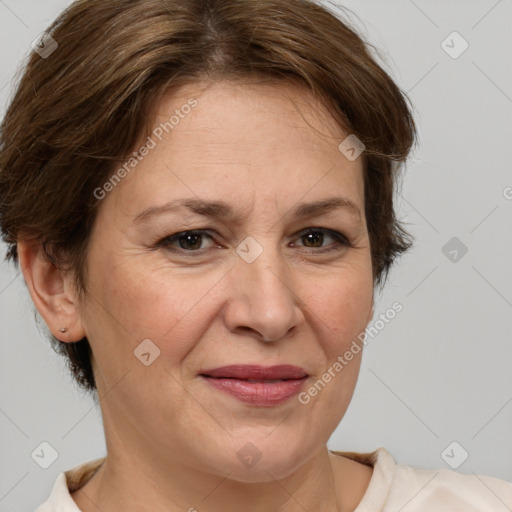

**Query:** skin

left=19, top=80, right=375, bottom=512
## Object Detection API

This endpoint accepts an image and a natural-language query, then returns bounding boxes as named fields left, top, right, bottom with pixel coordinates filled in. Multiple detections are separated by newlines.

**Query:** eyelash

left=155, top=228, right=352, bottom=256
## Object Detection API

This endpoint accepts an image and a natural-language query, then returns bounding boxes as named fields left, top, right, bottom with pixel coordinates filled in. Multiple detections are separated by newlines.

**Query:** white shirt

left=35, top=447, right=512, bottom=511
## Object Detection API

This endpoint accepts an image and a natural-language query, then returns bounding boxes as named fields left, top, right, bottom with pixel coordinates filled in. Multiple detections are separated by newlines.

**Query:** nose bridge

left=226, top=234, right=300, bottom=341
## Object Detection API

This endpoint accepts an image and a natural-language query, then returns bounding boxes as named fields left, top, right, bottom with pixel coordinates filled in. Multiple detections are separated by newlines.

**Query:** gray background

left=1, top=0, right=511, bottom=510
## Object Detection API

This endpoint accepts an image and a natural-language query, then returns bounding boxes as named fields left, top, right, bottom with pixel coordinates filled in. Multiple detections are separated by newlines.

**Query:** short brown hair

left=0, top=0, right=417, bottom=395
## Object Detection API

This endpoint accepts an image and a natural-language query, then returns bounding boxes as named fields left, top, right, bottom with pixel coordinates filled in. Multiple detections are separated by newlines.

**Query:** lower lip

left=201, top=376, right=307, bottom=406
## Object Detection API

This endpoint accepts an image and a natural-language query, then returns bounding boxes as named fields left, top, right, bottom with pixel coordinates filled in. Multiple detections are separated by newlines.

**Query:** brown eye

left=292, top=228, right=350, bottom=252
left=156, top=227, right=351, bottom=257
left=158, top=230, right=216, bottom=253
left=301, top=231, right=324, bottom=248
left=175, top=232, right=204, bottom=250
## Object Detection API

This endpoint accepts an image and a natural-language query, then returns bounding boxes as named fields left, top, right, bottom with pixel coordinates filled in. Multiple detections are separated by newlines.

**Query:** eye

left=291, top=228, right=351, bottom=252
left=158, top=230, right=217, bottom=254
left=156, top=227, right=351, bottom=256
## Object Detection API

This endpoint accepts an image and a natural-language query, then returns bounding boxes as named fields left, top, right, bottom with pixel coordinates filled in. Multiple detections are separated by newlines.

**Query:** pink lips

left=199, top=365, right=308, bottom=406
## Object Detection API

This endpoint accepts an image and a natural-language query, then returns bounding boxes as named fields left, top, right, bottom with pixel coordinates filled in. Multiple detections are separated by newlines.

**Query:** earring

left=59, top=327, right=68, bottom=333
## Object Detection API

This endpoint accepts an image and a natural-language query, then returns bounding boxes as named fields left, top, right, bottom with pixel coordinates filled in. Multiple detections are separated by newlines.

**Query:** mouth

left=198, top=365, right=308, bottom=406
left=199, top=364, right=308, bottom=380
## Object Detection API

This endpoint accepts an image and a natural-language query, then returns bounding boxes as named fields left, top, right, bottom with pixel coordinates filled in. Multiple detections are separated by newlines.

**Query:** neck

left=71, top=403, right=372, bottom=512
left=71, top=443, right=357, bottom=512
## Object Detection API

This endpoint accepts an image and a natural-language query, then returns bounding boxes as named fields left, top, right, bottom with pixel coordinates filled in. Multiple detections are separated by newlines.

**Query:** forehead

left=152, top=79, right=348, bottom=150
left=103, top=80, right=366, bottom=225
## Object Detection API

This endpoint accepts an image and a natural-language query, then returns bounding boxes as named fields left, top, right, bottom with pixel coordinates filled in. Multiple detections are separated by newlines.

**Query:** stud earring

left=59, top=327, right=68, bottom=333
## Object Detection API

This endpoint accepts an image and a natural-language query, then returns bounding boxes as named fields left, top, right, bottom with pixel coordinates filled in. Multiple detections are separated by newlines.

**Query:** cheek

left=86, top=257, right=221, bottom=359
left=310, top=272, right=373, bottom=346
left=310, top=282, right=370, bottom=409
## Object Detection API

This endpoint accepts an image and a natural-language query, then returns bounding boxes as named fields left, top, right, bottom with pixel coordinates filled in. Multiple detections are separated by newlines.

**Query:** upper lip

left=199, top=365, right=308, bottom=380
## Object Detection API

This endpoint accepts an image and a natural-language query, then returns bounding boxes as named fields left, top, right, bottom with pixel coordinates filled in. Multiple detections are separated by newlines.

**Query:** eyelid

left=295, top=227, right=350, bottom=244
left=156, top=227, right=352, bottom=255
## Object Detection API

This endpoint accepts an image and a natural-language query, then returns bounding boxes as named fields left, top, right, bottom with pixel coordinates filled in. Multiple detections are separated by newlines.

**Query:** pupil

left=180, top=234, right=202, bottom=250
left=305, top=232, right=322, bottom=247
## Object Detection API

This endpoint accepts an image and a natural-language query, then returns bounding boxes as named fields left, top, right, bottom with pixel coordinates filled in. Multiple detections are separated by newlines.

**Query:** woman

left=0, top=0, right=510, bottom=510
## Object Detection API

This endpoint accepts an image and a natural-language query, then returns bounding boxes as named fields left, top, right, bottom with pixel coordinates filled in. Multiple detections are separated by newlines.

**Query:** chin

left=202, top=434, right=314, bottom=483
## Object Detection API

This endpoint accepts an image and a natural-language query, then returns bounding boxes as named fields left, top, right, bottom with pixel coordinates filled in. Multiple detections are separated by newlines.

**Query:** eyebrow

left=134, top=196, right=362, bottom=224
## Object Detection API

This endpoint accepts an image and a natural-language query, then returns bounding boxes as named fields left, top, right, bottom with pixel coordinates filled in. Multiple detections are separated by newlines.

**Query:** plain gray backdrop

left=1, top=1, right=511, bottom=510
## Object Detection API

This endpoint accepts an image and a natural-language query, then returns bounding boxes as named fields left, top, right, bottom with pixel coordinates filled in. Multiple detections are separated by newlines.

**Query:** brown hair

left=0, top=0, right=416, bottom=395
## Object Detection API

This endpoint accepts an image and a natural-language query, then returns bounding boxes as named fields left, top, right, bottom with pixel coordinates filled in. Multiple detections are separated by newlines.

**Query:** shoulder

left=333, top=447, right=512, bottom=511
left=389, top=461, right=512, bottom=511
left=35, top=457, right=105, bottom=511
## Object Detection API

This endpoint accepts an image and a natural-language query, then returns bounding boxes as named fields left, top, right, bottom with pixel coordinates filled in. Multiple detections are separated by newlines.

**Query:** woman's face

left=79, top=80, right=374, bottom=480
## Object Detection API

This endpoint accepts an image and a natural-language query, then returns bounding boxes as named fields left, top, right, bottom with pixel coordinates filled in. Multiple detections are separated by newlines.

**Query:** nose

left=222, top=242, right=304, bottom=343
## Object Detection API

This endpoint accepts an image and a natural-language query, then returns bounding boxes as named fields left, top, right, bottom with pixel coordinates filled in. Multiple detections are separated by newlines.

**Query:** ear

left=17, top=239, right=86, bottom=342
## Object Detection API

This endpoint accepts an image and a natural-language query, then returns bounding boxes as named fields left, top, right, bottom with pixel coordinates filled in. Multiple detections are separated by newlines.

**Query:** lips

left=199, top=365, right=308, bottom=406
left=199, top=364, right=308, bottom=380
